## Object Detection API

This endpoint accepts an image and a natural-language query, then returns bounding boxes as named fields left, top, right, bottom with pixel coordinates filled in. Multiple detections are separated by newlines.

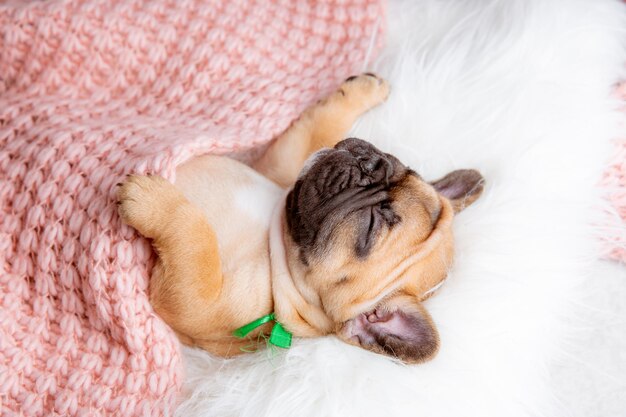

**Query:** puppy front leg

left=254, top=73, right=390, bottom=187
left=117, top=175, right=223, bottom=338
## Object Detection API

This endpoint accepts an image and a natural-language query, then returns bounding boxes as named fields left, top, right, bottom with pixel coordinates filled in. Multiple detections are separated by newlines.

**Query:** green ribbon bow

left=233, top=312, right=292, bottom=349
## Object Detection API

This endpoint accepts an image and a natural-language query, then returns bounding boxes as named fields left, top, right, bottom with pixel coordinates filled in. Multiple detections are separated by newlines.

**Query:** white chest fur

left=174, top=155, right=283, bottom=294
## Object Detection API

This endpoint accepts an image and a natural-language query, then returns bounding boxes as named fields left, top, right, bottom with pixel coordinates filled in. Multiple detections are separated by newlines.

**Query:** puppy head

left=283, top=138, right=484, bottom=363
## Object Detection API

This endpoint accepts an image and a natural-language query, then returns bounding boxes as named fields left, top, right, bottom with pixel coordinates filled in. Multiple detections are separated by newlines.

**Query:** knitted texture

left=602, top=82, right=626, bottom=262
left=0, top=1, right=384, bottom=415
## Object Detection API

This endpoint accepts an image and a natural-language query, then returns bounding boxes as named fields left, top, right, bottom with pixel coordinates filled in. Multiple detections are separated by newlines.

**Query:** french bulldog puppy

left=117, top=74, right=484, bottom=363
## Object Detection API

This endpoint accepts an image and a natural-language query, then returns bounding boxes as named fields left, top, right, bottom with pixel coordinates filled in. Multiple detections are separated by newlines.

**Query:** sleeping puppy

left=117, top=74, right=484, bottom=363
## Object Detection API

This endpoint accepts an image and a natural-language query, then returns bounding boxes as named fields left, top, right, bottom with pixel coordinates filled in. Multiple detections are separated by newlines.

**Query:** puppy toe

left=117, top=174, right=181, bottom=238
left=338, top=73, right=390, bottom=108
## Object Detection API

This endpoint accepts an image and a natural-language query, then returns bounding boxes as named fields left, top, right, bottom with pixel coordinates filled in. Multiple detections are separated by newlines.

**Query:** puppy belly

left=173, top=154, right=282, bottom=324
left=174, top=155, right=282, bottom=259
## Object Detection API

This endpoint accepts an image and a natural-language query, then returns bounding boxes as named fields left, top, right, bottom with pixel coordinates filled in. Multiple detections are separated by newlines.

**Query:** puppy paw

left=336, top=73, right=390, bottom=110
left=117, top=174, right=183, bottom=238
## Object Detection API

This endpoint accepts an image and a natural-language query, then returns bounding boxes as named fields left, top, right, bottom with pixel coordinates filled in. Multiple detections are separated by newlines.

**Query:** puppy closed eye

left=378, top=201, right=401, bottom=227
left=355, top=201, right=400, bottom=257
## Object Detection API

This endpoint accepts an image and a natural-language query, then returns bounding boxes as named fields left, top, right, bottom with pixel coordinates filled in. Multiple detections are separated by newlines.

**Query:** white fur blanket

left=177, top=1, right=626, bottom=416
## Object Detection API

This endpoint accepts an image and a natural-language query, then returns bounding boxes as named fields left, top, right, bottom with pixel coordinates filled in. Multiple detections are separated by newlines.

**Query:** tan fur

left=282, top=175, right=454, bottom=325
left=253, top=75, right=390, bottom=187
left=117, top=74, right=481, bottom=360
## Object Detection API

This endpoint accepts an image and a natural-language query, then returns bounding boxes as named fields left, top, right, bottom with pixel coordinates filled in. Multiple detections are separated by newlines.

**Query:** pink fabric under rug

left=0, top=1, right=384, bottom=415
left=603, top=82, right=626, bottom=262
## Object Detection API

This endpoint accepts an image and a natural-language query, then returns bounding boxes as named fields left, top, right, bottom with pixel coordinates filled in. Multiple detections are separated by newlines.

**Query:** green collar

left=233, top=312, right=292, bottom=349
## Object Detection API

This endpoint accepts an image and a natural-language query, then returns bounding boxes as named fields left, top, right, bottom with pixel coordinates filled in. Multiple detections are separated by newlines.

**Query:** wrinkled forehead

left=286, top=138, right=409, bottom=258
left=298, top=148, right=334, bottom=180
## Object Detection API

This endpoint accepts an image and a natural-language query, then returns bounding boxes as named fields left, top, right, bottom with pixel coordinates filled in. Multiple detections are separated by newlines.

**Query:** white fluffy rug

left=176, top=1, right=626, bottom=416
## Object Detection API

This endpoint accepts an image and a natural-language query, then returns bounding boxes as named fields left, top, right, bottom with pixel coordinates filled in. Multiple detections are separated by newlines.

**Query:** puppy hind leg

left=254, top=73, right=390, bottom=187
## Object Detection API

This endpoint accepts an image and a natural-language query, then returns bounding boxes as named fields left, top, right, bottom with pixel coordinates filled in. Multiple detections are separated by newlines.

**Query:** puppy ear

left=431, top=169, right=484, bottom=213
left=337, top=295, right=439, bottom=364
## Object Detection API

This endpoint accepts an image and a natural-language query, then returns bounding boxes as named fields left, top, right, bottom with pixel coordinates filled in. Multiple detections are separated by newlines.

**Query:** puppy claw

left=336, top=73, right=390, bottom=110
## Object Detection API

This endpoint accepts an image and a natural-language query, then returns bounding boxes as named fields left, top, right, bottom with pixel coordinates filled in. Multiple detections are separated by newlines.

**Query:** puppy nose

left=358, top=154, right=383, bottom=174
left=334, top=137, right=403, bottom=184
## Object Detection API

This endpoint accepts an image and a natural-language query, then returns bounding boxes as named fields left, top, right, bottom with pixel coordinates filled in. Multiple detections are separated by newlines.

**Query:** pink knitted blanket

left=0, top=1, right=383, bottom=415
